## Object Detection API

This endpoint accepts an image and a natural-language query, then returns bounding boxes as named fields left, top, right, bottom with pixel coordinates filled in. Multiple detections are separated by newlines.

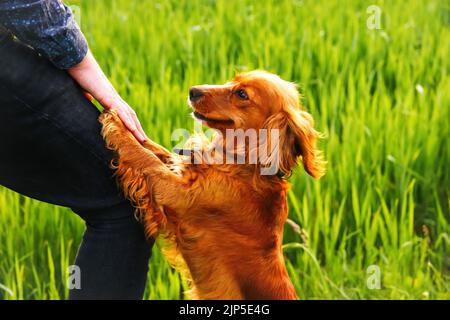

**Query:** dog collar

left=276, top=170, right=287, bottom=179
left=173, top=148, right=286, bottom=179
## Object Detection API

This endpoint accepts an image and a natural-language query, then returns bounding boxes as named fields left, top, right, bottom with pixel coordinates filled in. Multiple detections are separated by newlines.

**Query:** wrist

left=96, top=91, right=122, bottom=110
left=68, top=50, right=119, bottom=108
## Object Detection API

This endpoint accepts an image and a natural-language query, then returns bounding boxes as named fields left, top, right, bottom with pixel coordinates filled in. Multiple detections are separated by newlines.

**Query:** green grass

left=0, top=0, right=449, bottom=299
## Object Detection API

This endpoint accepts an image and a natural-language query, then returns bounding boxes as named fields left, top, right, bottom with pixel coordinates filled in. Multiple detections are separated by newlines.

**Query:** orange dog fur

left=100, top=70, right=325, bottom=300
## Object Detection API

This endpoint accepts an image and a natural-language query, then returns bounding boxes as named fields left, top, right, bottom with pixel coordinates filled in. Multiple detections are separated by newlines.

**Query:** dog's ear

left=264, top=108, right=325, bottom=178
left=284, top=109, right=325, bottom=178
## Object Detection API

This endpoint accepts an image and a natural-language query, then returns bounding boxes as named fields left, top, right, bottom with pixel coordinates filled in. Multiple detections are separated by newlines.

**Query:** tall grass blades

left=0, top=0, right=448, bottom=299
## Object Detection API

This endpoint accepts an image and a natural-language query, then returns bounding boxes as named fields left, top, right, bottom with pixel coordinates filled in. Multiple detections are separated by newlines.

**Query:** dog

left=100, top=70, right=325, bottom=299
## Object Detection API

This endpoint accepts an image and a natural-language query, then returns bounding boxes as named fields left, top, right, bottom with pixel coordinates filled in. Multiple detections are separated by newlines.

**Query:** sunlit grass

left=0, top=0, right=449, bottom=299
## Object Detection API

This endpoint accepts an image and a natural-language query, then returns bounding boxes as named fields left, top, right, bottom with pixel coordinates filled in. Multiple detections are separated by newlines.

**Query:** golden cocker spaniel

left=100, top=70, right=325, bottom=300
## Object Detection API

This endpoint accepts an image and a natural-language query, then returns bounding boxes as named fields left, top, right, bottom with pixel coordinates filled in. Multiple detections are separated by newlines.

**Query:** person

left=0, top=0, right=154, bottom=299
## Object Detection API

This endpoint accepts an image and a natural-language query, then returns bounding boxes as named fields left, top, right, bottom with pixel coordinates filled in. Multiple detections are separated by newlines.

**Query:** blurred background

left=0, top=0, right=448, bottom=299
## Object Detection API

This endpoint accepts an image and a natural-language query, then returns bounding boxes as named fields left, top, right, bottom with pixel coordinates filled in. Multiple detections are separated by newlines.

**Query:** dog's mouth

left=192, top=111, right=234, bottom=126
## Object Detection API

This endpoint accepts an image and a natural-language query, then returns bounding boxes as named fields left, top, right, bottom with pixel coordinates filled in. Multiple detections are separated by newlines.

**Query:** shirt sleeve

left=0, top=0, right=88, bottom=69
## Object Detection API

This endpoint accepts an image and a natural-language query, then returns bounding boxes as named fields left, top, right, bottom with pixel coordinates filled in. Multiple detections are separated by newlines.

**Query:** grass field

left=0, top=0, right=449, bottom=299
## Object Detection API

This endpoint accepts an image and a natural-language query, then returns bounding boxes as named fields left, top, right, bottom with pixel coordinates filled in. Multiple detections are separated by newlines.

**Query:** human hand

left=96, top=94, right=147, bottom=143
left=69, top=50, right=147, bottom=143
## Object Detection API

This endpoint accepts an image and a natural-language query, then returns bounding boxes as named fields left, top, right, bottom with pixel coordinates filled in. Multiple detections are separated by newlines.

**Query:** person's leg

left=0, top=35, right=154, bottom=299
left=70, top=203, right=153, bottom=300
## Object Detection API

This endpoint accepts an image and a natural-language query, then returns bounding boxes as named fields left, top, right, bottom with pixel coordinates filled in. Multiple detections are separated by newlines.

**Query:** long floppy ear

left=264, top=109, right=325, bottom=179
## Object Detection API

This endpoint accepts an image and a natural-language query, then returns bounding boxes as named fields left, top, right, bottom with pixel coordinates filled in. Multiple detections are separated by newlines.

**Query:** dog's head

left=188, top=70, right=325, bottom=178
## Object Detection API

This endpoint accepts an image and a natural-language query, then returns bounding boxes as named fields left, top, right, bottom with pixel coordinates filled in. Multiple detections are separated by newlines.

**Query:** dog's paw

left=99, top=110, right=132, bottom=151
left=99, top=110, right=123, bottom=128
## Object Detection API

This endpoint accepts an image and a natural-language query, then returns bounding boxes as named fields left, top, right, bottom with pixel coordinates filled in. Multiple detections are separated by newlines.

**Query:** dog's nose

left=189, top=87, right=204, bottom=103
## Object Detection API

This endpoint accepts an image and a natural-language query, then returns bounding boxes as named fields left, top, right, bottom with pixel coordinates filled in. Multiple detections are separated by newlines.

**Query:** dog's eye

left=235, top=89, right=249, bottom=100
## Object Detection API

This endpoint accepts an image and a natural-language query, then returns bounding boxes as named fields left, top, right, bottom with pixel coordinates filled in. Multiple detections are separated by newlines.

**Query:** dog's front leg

left=100, top=110, right=173, bottom=163
left=100, top=111, right=190, bottom=235
left=142, top=139, right=173, bottom=164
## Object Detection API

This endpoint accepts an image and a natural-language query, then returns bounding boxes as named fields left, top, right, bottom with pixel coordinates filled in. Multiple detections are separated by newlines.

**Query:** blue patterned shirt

left=0, top=0, right=88, bottom=69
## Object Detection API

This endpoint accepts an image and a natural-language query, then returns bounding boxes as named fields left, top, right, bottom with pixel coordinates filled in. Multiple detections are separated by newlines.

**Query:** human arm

left=0, top=0, right=147, bottom=142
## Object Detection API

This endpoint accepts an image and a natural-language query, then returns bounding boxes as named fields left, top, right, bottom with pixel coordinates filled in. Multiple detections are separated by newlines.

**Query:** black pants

left=0, top=35, right=154, bottom=299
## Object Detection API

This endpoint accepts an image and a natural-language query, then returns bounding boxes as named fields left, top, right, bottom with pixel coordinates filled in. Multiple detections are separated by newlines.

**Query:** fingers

left=83, top=91, right=94, bottom=102
left=116, top=107, right=147, bottom=143
left=95, top=93, right=147, bottom=143
left=130, top=110, right=148, bottom=141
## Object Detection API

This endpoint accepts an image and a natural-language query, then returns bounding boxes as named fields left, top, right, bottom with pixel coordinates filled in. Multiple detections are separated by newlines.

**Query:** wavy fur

left=100, top=70, right=325, bottom=299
